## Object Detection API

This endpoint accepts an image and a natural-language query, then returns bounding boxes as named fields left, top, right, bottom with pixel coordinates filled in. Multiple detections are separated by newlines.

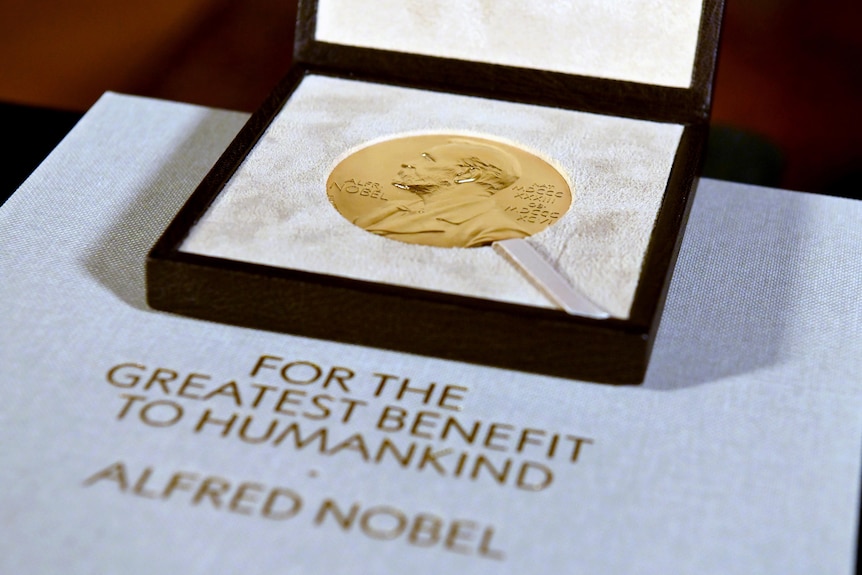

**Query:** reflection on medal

left=326, top=134, right=606, bottom=318
left=327, top=134, right=572, bottom=248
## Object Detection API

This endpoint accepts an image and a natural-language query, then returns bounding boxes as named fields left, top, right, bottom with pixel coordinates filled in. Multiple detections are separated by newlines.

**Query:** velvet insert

left=315, top=0, right=703, bottom=88
left=181, top=75, right=684, bottom=318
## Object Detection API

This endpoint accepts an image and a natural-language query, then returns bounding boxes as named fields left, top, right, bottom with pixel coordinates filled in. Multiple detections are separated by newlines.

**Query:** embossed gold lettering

left=313, top=498, right=504, bottom=560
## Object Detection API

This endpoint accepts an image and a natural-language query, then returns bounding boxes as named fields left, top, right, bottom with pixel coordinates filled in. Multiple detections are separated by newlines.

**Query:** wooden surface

left=0, top=0, right=859, bottom=195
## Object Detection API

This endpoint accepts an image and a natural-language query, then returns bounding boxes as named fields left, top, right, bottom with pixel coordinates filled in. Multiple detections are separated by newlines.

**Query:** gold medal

left=326, top=134, right=572, bottom=248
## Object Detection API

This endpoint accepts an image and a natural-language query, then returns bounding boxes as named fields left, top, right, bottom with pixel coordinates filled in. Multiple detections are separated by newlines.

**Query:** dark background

left=1, top=0, right=860, bottom=199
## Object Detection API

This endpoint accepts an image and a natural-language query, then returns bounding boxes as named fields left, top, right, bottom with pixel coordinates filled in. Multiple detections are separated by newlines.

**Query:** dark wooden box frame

left=147, top=0, right=726, bottom=384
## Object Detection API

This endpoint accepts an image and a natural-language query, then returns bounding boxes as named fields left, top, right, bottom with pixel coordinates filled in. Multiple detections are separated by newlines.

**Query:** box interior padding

left=181, top=74, right=684, bottom=319
left=315, top=0, right=703, bottom=88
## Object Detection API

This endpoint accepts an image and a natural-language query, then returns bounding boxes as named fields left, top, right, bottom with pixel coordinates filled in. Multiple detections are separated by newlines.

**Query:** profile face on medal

left=327, top=135, right=572, bottom=248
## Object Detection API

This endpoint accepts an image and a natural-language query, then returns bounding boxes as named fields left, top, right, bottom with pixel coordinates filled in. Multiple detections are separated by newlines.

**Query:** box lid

left=295, top=0, right=725, bottom=123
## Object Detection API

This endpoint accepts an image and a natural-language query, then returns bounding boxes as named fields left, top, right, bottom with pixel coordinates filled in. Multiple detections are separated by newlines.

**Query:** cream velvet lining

left=315, top=0, right=703, bottom=88
left=181, top=75, right=684, bottom=318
